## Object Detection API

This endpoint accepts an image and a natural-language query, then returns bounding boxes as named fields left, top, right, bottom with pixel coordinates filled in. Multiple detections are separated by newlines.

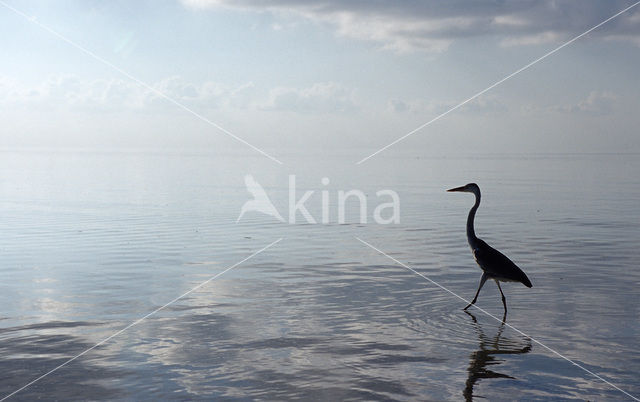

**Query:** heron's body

left=471, top=238, right=532, bottom=286
left=448, top=183, right=532, bottom=315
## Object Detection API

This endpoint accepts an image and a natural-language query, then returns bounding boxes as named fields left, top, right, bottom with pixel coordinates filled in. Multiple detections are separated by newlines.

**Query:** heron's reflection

left=463, top=311, right=531, bottom=401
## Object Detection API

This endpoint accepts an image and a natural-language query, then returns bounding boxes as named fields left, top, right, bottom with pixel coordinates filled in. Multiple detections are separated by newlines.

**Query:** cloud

left=0, top=75, right=251, bottom=112
left=604, top=33, right=640, bottom=46
left=387, top=95, right=506, bottom=115
left=556, top=91, right=617, bottom=116
left=180, top=0, right=640, bottom=53
left=261, top=82, right=357, bottom=113
left=0, top=76, right=357, bottom=116
left=500, top=31, right=563, bottom=47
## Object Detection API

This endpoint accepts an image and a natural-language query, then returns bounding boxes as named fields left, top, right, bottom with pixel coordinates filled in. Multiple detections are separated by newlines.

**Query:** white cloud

left=323, top=12, right=454, bottom=53
left=0, top=75, right=252, bottom=113
left=500, top=31, right=563, bottom=47
left=492, top=14, right=529, bottom=27
left=387, top=95, right=506, bottom=115
left=0, top=76, right=359, bottom=116
left=179, top=0, right=640, bottom=53
left=261, top=82, right=357, bottom=113
left=557, top=91, right=617, bottom=116
left=604, top=33, right=640, bottom=46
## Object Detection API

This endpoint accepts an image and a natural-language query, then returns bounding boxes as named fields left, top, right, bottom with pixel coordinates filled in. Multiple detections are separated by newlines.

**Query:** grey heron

left=448, top=183, right=532, bottom=315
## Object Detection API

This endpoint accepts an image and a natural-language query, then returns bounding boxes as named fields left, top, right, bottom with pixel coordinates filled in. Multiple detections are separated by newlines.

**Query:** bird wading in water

left=447, top=183, right=532, bottom=317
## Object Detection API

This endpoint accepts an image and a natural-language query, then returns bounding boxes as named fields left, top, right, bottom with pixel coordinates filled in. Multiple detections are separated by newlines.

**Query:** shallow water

left=1, top=149, right=639, bottom=400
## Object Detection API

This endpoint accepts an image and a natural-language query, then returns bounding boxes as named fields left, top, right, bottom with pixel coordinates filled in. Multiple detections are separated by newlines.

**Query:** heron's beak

left=447, top=185, right=466, bottom=192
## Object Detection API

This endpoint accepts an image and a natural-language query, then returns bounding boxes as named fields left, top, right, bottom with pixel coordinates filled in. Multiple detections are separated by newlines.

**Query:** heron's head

left=447, top=183, right=480, bottom=195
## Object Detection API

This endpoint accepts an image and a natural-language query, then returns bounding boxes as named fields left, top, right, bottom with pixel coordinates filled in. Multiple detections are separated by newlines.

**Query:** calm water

left=1, top=149, right=639, bottom=400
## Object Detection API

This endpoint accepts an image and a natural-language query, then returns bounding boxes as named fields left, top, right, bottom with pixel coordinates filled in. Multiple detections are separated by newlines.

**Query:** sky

left=1, top=0, right=640, bottom=157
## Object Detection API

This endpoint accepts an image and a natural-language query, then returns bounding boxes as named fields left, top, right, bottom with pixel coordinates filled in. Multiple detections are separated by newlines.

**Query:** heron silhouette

left=448, top=183, right=532, bottom=316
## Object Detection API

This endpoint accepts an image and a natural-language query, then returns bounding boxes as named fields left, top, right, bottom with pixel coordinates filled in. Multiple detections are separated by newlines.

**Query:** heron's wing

left=473, top=239, right=532, bottom=287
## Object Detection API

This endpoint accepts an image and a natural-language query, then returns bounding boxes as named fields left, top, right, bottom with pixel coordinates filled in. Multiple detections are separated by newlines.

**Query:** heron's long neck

left=467, top=191, right=480, bottom=247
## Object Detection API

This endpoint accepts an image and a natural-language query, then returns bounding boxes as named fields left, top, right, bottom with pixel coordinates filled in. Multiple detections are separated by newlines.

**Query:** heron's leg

left=464, top=273, right=488, bottom=310
left=495, top=280, right=507, bottom=314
